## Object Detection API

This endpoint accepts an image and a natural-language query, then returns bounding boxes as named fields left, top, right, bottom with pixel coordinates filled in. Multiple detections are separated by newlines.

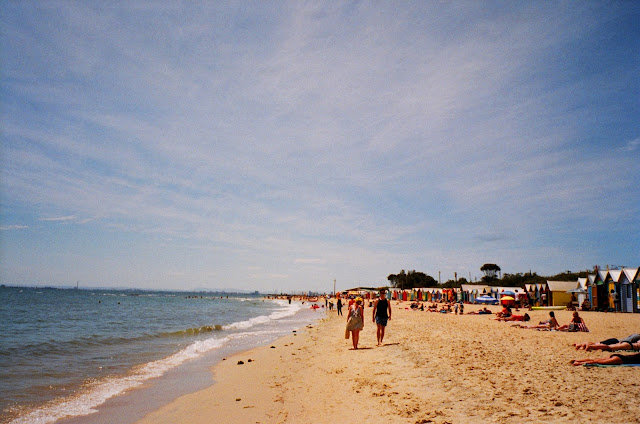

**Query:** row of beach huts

left=345, top=267, right=639, bottom=313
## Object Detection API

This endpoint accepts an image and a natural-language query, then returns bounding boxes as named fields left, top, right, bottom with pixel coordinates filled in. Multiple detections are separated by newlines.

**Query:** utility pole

left=333, top=279, right=336, bottom=296
left=438, top=271, right=441, bottom=285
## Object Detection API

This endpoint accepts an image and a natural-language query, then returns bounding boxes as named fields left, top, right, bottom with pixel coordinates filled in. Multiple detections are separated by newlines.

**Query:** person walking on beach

left=346, top=298, right=364, bottom=349
left=337, top=297, right=343, bottom=316
left=373, top=289, right=391, bottom=346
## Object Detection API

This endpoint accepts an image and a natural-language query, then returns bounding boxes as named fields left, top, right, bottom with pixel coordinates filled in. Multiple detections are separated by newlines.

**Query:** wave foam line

left=223, top=300, right=302, bottom=330
left=10, top=301, right=305, bottom=424
left=9, top=336, right=231, bottom=424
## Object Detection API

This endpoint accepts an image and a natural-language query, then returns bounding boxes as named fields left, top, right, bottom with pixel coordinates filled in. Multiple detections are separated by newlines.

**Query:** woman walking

left=346, top=297, right=364, bottom=349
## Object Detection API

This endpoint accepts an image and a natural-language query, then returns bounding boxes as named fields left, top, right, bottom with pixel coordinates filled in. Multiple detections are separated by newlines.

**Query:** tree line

left=387, top=264, right=589, bottom=290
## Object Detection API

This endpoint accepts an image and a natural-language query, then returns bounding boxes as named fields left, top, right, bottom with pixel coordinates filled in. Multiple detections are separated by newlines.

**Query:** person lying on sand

left=573, top=334, right=640, bottom=351
left=571, top=352, right=640, bottom=366
left=517, top=311, right=559, bottom=329
left=467, top=307, right=492, bottom=315
left=438, top=304, right=451, bottom=313
left=496, top=313, right=530, bottom=322
left=410, top=302, right=424, bottom=310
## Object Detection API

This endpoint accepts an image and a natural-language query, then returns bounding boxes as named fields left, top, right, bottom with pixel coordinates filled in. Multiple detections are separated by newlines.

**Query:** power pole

left=333, top=279, right=336, bottom=296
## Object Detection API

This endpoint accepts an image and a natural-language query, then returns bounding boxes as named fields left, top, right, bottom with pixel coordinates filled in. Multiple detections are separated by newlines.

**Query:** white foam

left=224, top=300, right=301, bottom=330
left=10, top=337, right=231, bottom=424
left=10, top=300, right=307, bottom=424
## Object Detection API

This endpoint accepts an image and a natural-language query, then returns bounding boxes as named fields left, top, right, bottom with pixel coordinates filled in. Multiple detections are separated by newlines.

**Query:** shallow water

left=0, top=286, right=322, bottom=423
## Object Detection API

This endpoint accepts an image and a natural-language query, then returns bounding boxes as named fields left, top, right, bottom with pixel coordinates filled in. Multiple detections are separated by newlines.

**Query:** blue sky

left=1, top=2, right=638, bottom=292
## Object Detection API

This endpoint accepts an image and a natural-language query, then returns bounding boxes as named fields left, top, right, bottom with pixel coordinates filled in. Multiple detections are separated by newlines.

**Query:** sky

left=1, top=1, right=639, bottom=293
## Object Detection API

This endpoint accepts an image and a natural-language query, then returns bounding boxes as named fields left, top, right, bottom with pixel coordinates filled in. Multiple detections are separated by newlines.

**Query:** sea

left=0, top=285, right=323, bottom=424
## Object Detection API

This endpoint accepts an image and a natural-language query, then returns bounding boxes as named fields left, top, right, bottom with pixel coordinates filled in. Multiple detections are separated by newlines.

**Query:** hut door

left=625, top=284, right=633, bottom=313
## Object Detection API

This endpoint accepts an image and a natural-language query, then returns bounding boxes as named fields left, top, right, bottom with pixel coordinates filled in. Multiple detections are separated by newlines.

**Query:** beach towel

left=583, top=364, right=640, bottom=367
left=569, top=322, right=589, bottom=332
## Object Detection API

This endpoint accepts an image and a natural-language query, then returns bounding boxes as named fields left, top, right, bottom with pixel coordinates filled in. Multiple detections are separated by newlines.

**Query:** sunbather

left=496, top=305, right=512, bottom=318
left=573, top=334, right=640, bottom=351
left=468, top=307, right=492, bottom=315
left=496, top=313, right=530, bottom=322
left=517, top=311, right=559, bottom=329
left=571, top=352, right=640, bottom=366
left=556, top=311, right=587, bottom=331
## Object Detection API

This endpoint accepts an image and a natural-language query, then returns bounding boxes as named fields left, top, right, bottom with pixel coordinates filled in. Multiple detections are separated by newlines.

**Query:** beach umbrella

left=567, top=288, right=587, bottom=295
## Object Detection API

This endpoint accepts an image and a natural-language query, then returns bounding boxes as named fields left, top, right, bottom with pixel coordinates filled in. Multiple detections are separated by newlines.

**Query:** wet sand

left=136, top=304, right=640, bottom=424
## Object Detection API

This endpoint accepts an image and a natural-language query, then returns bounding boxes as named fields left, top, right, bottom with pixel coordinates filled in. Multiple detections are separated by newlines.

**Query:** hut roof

left=608, top=270, right=623, bottom=282
left=577, top=278, right=587, bottom=289
left=546, top=280, right=579, bottom=292
left=623, top=268, right=639, bottom=282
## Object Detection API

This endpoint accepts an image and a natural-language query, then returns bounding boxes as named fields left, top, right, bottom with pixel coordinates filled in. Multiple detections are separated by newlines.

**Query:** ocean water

left=0, top=286, right=322, bottom=424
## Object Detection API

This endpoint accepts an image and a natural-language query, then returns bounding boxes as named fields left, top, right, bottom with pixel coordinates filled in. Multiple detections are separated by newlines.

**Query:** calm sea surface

left=0, top=286, right=322, bottom=424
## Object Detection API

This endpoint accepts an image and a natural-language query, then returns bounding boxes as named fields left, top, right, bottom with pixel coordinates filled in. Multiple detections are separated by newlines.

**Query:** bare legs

left=571, top=356, right=623, bottom=366
left=376, top=324, right=386, bottom=346
left=351, top=329, right=360, bottom=350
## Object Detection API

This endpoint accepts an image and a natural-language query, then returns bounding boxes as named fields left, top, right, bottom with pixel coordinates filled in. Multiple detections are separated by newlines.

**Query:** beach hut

left=576, top=278, right=588, bottom=308
left=586, top=269, right=613, bottom=311
left=620, top=268, right=639, bottom=313
left=598, top=269, right=612, bottom=311
left=546, top=281, right=577, bottom=307
left=586, top=273, right=597, bottom=310
left=609, top=270, right=623, bottom=311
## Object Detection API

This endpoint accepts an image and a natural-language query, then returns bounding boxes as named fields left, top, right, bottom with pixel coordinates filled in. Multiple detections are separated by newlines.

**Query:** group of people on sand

left=407, top=301, right=465, bottom=314
left=571, top=333, right=640, bottom=366
left=345, top=289, right=392, bottom=350
left=510, top=311, right=589, bottom=332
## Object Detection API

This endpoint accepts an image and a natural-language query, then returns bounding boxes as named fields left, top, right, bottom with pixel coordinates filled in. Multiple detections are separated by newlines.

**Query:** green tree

left=480, top=263, right=501, bottom=283
left=387, top=269, right=438, bottom=289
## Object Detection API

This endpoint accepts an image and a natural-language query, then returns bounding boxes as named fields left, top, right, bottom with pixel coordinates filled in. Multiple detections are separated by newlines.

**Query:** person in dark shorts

left=373, top=289, right=392, bottom=346
left=337, top=297, right=343, bottom=316
left=573, top=334, right=640, bottom=351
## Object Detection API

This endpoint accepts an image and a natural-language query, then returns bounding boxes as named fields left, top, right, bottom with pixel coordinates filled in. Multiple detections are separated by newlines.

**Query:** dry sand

left=136, top=303, right=640, bottom=424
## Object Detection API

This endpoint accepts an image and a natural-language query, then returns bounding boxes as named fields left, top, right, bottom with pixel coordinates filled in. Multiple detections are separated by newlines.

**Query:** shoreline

left=5, top=299, right=323, bottom=424
left=136, top=303, right=639, bottom=424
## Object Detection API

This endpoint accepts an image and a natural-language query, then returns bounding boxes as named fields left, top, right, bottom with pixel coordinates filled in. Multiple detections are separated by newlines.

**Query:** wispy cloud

left=39, top=216, right=76, bottom=222
left=625, top=138, right=640, bottom=152
left=0, top=225, right=28, bottom=231
left=294, top=258, right=327, bottom=265
left=1, top=2, right=638, bottom=290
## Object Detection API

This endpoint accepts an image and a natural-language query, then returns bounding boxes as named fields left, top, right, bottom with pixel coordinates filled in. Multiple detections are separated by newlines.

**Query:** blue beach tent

left=474, top=295, right=499, bottom=305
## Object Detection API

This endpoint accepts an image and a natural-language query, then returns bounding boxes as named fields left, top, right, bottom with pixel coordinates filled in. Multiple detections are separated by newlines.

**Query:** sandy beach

left=136, top=303, right=640, bottom=424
